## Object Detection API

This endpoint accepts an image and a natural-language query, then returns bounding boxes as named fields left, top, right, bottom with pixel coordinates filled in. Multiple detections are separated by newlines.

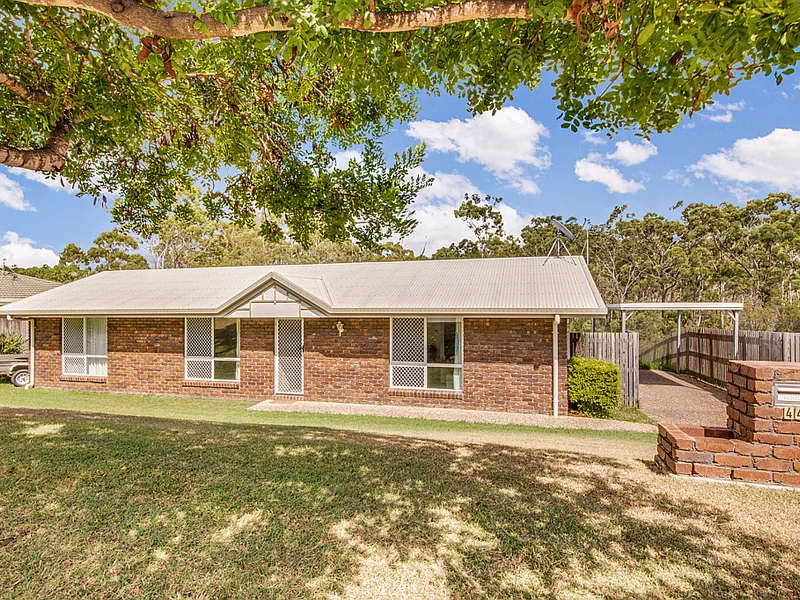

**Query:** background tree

left=432, top=195, right=521, bottom=259
left=2, top=0, right=800, bottom=244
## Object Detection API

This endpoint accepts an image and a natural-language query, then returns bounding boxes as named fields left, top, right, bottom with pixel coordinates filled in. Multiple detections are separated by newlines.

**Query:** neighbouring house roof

left=0, top=256, right=607, bottom=318
left=0, top=271, right=61, bottom=305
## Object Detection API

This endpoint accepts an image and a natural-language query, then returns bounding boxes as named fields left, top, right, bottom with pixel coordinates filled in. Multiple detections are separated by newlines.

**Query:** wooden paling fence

left=641, top=328, right=800, bottom=388
left=0, top=318, right=28, bottom=341
left=570, top=332, right=640, bottom=408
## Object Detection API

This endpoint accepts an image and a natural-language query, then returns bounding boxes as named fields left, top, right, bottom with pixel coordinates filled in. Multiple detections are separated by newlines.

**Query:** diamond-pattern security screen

left=63, top=355, right=86, bottom=375
left=391, top=318, right=425, bottom=363
left=186, top=318, right=214, bottom=357
left=276, top=319, right=303, bottom=394
left=391, top=365, right=425, bottom=388
left=63, top=318, right=84, bottom=355
left=186, top=359, right=213, bottom=380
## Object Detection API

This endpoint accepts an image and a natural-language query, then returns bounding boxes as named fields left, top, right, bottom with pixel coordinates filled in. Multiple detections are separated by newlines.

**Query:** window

left=62, top=317, right=107, bottom=376
left=391, top=318, right=462, bottom=391
left=185, top=318, right=240, bottom=381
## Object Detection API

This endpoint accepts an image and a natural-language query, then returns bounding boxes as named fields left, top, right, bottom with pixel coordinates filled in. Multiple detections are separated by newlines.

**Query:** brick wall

left=34, top=318, right=273, bottom=399
left=464, top=318, right=568, bottom=415
left=32, top=316, right=566, bottom=414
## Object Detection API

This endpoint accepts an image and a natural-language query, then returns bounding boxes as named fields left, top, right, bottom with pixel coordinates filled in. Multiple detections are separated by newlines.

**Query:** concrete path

left=249, top=398, right=656, bottom=433
left=639, top=369, right=728, bottom=427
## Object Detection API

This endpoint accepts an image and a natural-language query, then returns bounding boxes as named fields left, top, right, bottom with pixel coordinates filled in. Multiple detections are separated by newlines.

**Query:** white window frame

left=184, top=317, right=241, bottom=382
left=390, top=317, right=463, bottom=391
left=62, top=317, right=108, bottom=376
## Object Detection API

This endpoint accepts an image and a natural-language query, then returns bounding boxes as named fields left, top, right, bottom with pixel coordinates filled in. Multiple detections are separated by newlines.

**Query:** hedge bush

left=567, top=357, right=621, bottom=418
left=0, top=333, right=26, bottom=355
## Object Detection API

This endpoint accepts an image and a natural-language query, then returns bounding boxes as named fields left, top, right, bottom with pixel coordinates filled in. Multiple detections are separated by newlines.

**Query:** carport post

left=733, top=311, right=740, bottom=360
left=621, top=311, right=630, bottom=333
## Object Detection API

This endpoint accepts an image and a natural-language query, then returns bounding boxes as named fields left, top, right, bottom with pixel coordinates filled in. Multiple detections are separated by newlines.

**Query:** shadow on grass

left=0, top=407, right=797, bottom=599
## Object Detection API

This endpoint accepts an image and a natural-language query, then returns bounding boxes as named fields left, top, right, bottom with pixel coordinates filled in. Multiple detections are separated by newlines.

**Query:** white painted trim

left=25, top=319, right=35, bottom=389
left=553, top=315, right=560, bottom=418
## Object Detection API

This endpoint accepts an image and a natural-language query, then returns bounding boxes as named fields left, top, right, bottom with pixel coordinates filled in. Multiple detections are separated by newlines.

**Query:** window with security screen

left=62, top=317, right=108, bottom=376
left=185, top=318, right=240, bottom=381
left=390, top=318, right=462, bottom=391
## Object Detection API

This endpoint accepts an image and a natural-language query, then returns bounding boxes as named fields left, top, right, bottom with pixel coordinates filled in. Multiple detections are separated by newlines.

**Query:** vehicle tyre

left=11, top=369, right=30, bottom=387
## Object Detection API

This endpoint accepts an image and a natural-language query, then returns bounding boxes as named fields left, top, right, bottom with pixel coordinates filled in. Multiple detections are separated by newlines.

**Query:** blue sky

left=2, top=71, right=800, bottom=265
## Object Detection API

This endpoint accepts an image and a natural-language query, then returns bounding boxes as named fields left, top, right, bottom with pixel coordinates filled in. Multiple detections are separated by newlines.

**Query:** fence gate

left=275, top=318, right=304, bottom=394
left=570, top=332, right=640, bottom=408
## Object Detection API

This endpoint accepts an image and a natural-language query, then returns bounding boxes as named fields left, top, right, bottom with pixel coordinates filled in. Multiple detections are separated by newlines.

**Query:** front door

left=275, top=318, right=303, bottom=394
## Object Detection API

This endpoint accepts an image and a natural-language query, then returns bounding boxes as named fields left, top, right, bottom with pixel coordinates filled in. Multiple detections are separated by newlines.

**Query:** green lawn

left=1, top=386, right=799, bottom=599
left=0, top=383, right=655, bottom=445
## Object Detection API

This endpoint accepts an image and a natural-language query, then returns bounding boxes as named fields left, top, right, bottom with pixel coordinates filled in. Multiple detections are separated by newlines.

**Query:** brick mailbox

left=656, top=361, right=800, bottom=487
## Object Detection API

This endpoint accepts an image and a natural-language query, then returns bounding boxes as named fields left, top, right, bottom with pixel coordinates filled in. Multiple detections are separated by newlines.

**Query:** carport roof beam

left=606, top=302, right=743, bottom=312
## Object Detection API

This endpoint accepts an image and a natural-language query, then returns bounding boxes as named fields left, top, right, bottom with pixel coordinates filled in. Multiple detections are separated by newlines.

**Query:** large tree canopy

left=1, top=0, right=799, bottom=242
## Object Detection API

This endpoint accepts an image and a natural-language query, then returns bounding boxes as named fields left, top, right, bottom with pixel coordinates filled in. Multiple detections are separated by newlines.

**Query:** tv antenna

left=547, top=219, right=575, bottom=257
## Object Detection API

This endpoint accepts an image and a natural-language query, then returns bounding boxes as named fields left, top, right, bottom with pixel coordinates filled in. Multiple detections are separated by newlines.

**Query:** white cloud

left=0, top=174, right=34, bottom=211
left=690, top=128, right=800, bottom=191
left=7, top=167, right=75, bottom=193
left=412, top=168, right=480, bottom=205
left=606, top=140, right=658, bottom=166
left=726, top=184, right=759, bottom=204
left=582, top=131, right=607, bottom=145
left=574, top=154, right=644, bottom=194
left=702, top=100, right=745, bottom=124
left=406, top=107, right=550, bottom=195
left=707, top=112, right=734, bottom=124
left=664, top=169, right=693, bottom=187
left=399, top=168, right=534, bottom=254
left=331, top=149, right=362, bottom=170
left=0, top=232, right=59, bottom=267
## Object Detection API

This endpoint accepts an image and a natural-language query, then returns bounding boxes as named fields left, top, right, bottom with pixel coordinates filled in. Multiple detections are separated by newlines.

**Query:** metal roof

left=0, top=271, right=61, bottom=305
left=607, top=302, right=743, bottom=312
left=0, top=256, right=607, bottom=318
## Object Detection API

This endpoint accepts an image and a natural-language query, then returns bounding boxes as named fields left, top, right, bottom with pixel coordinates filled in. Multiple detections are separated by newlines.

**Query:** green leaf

left=638, top=23, right=656, bottom=46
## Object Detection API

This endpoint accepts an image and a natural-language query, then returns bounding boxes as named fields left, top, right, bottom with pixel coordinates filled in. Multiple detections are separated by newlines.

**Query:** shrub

left=639, top=360, right=676, bottom=372
left=0, top=332, right=26, bottom=355
left=568, top=357, right=621, bottom=418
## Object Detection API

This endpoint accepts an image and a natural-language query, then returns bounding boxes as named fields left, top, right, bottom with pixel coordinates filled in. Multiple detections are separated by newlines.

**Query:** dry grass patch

left=0, top=407, right=798, bottom=599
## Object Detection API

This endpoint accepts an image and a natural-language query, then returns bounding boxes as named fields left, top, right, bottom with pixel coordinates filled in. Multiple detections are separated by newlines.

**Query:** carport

left=606, top=302, right=744, bottom=366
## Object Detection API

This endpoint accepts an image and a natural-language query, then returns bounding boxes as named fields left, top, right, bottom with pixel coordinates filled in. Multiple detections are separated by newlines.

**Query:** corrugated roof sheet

left=0, top=256, right=607, bottom=317
left=0, top=271, right=61, bottom=304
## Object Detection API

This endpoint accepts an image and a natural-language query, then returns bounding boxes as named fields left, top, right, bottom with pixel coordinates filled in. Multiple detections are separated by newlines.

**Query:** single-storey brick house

left=1, top=256, right=606, bottom=415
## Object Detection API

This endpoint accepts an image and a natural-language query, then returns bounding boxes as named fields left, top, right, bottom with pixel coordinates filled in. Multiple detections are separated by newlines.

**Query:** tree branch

left=13, top=0, right=531, bottom=39
left=0, top=120, right=71, bottom=172
left=0, top=72, right=47, bottom=103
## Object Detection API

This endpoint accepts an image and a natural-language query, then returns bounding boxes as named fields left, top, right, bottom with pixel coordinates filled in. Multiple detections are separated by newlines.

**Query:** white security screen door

left=275, top=318, right=304, bottom=394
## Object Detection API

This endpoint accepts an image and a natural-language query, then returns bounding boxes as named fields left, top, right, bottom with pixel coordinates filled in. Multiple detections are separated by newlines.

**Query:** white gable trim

left=223, top=282, right=328, bottom=319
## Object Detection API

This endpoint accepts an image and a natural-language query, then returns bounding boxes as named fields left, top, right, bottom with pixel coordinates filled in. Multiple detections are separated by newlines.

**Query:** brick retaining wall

left=656, top=361, right=800, bottom=488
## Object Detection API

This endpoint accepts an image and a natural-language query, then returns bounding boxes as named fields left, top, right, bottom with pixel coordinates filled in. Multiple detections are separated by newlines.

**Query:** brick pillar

left=726, top=361, right=800, bottom=446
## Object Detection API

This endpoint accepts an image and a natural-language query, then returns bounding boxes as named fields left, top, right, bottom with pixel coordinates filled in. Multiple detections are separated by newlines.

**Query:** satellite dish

left=551, top=219, right=576, bottom=242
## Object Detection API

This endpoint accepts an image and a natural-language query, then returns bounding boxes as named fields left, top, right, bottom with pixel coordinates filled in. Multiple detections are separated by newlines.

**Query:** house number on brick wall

left=774, top=383, right=800, bottom=420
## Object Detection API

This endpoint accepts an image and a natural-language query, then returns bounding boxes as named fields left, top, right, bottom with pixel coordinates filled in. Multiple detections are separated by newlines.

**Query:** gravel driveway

left=639, top=369, right=728, bottom=427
